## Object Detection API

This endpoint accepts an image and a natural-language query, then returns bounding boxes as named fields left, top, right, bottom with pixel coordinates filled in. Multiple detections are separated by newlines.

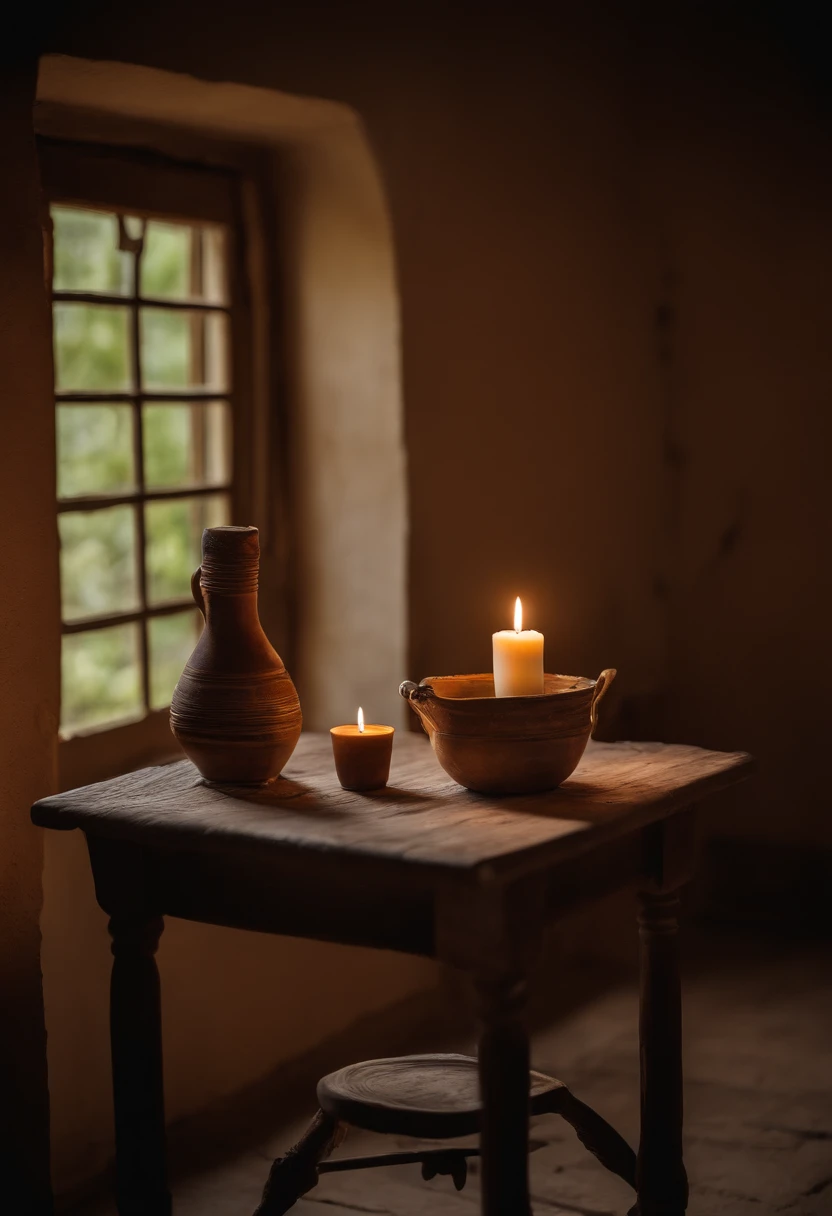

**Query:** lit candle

left=492, top=596, right=545, bottom=697
left=330, top=707, right=395, bottom=790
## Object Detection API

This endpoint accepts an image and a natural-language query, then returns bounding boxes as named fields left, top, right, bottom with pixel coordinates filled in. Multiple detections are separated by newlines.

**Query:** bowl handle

left=590, top=668, right=617, bottom=735
left=399, top=680, right=436, bottom=704
left=399, top=680, right=438, bottom=733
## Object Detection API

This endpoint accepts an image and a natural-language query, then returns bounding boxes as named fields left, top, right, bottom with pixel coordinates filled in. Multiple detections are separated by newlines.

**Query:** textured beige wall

left=0, top=65, right=60, bottom=1214
left=370, top=46, right=666, bottom=702
left=281, top=130, right=408, bottom=731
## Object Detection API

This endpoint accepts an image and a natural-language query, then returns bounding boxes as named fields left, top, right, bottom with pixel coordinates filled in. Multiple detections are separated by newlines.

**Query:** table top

left=32, top=733, right=753, bottom=884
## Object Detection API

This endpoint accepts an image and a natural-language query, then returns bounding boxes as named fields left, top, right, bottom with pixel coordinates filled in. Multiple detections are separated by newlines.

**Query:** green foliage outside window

left=53, top=205, right=230, bottom=733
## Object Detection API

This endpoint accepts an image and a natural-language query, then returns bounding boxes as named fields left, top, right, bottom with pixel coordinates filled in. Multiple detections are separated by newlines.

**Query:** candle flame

left=514, top=596, right=523, bottom=633
left=357, top=706, right=365, bottom=733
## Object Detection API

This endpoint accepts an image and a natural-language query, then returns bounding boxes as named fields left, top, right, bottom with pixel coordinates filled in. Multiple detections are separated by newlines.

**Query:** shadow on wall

left=36, top=54, right=423, bottom=1196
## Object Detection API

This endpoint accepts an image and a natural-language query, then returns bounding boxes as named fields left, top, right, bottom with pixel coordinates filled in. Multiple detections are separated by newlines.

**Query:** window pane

left=54, top=303, right=132, bottom=392
left=148, top=610, right=201, bottom=711
left=52, top=206, right=132, bottom=296
left=61, top=623, right=142, bottom=733
left=59, top=506, right=140, bottom=621
left=57, top=404, right=135, bottom=499
left=139, top=221, right=228, bottom=304
left=143, top=401, right=231, bottom=489
left=141, top=221, right=192, bottom=300
left=145, top=493, right=230, bottom=604
left=140, top=308, right=229, bottom=391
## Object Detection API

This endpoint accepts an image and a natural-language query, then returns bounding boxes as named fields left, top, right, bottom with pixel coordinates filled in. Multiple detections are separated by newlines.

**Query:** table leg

left=475, top=973, right=532, bottom=1216
left=109, top=915, right=171, bottom=1216
left=634, top=889, right=688, bottom=1216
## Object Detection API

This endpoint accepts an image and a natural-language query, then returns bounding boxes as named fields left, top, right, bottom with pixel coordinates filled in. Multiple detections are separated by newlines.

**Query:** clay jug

left=170, top=526, right=302, bottom=784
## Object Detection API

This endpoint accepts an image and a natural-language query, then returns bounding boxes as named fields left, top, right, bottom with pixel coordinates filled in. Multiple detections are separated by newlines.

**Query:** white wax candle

left=492, top=596, right=545, bottom=697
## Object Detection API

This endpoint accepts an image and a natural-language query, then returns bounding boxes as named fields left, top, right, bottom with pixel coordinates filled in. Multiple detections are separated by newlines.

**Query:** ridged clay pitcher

left=170, top=526, right=302, bottom=784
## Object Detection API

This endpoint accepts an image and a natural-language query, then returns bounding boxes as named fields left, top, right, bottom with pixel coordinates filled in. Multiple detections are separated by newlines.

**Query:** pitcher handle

left=590, top=668, right=617, bottom=735
left=191, top=566, right=206, bottom=616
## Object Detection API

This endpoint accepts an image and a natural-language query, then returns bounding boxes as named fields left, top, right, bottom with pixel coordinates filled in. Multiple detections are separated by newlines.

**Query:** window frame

left=39, top=135, right=282, bottom=790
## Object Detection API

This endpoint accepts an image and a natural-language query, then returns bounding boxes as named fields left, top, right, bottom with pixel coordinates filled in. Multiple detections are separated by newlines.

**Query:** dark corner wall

left=0, top=58, right=60, bottom=1215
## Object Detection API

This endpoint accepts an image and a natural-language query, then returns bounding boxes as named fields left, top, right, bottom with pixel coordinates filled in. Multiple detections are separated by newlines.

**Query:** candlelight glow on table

left=492, top=596, right=545, bottom=697
left=331, top=707, right=394, bottom=791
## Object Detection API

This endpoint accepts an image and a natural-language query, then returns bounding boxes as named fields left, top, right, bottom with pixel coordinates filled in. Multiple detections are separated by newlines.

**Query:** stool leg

left=634, top=889, right=688, bottom=1216
left=254, top=1110, right=345, bottom=1215
left=554, top=1087, right=637, bottom=1188
left=109, top=915, right=170, bottom=1216
left=476, top=973, right=532, bottom=1216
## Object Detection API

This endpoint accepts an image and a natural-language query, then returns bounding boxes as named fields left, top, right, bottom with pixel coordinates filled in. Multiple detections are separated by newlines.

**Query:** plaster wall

left=281, top=130, right=408, bottom=730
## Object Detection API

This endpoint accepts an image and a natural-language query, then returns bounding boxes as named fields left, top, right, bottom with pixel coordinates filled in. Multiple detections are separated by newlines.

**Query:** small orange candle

left=330, top=707, right=395, bottom=791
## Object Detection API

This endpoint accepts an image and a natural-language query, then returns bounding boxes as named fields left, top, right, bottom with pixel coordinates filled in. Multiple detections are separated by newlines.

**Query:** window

left=41, top=139, right=262, bottom=784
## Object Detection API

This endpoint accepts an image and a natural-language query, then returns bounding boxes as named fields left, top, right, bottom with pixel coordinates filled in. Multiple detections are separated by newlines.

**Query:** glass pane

left=54, top=303, right=132, bottom=392
left=143, top=401, right=231, bottom=490
left=61, top=623, right=142, bottom=734
left=59, top=506, right=140, bottom=622
left=141, top=221, right=192, bottom=300
left=57, top=404, right=135, bottom=499
left=140, top=309, right=229, bottom=391
left=148, top=609, right=202, bottom=710
left=139, top=221, right=228, bottom=304
left=145, top=493, right=230, bottom=605
left=52, top=206, right=132, bottom=296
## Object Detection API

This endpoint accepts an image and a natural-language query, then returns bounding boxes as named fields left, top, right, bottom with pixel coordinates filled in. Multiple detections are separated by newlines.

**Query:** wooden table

left=32, top=733, right=752, bottom=1216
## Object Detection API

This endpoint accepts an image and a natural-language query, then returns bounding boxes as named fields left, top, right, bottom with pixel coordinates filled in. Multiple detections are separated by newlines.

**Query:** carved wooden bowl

left=399, top=669, right=616, bottom=795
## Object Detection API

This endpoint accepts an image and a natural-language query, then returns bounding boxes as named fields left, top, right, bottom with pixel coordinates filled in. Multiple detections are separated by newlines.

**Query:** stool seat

left=317, top=1052, right=564, bottom=1140
left=257, top=1053, right=636, bottom=1212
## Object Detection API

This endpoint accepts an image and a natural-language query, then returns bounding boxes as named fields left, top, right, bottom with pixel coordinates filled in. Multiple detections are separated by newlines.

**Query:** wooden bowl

left=399, top=669, right=616, bottom=795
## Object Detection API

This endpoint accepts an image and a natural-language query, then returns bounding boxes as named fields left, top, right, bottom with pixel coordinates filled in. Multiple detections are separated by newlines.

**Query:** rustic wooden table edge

left=30, top=735, right=756, bottom=888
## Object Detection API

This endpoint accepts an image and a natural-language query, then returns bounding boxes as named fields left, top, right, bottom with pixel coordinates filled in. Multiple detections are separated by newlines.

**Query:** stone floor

left=80, top=935, right=832, bottom=1215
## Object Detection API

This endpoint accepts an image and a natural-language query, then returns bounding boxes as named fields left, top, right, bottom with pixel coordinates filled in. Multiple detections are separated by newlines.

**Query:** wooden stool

left=253, top=1053, right=636, bottom=1214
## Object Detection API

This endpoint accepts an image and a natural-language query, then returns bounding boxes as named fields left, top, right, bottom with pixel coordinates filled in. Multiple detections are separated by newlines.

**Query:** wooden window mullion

left=51, top=290, right=230, bottom=314
left=62, top=599, right=196, bottom=635
left=56, top=389, right=227, bottom=403
left=128, top=220, right=152, bottom=715
left=57, top=484, right=232, bottom=514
